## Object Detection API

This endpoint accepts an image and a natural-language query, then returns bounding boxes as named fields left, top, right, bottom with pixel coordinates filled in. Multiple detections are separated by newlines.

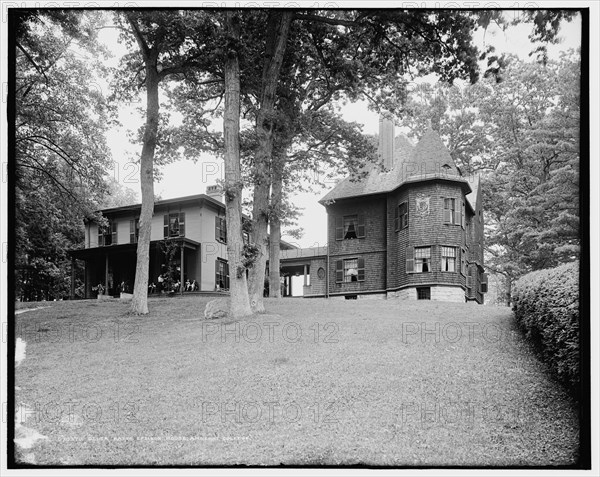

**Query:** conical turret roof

left=320, top=127, right=467, bottom=204
left=408, top=126, right=459, bottom=176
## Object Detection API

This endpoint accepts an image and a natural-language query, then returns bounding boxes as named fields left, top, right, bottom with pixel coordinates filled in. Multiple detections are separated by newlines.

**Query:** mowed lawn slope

left=14, top=297, right=579, bottom=466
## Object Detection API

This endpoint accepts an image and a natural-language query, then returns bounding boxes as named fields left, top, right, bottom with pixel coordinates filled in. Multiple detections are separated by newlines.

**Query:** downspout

left=325, top=241, right=329, bottom=299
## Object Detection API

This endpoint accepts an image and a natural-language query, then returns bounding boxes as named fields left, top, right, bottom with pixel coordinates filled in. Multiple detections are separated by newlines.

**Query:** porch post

left=303, top=264, right=308, bottom=286
left=105, top=253, right=109, bottom=293
left=84, top=260, right=88, bottom=299
left=180, top=242, right=185, bottom=296
left=70, top=257, right=76, bottom=299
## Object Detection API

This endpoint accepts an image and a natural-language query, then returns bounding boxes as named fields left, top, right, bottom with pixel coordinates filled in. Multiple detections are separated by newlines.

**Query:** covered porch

left=69, top=238, right=200, bottom=299
left=278, top=246, right=328, bottom=298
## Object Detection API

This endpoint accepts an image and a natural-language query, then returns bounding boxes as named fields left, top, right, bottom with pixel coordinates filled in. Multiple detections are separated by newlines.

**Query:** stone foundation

left=387, top=288, right=415, bottom=300
left=387, top=286, right=464, bottom=303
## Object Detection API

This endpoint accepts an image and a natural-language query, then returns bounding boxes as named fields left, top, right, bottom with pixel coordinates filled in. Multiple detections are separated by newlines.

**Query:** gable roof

left=320, top=127, right=470, bottom=204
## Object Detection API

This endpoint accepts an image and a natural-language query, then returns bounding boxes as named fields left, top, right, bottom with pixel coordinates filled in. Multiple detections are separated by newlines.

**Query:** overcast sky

left=100, top=10, right=582, bottom=249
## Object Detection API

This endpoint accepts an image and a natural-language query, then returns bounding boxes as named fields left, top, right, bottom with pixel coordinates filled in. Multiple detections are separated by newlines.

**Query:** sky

left=99, top=10, right=582, bottom=250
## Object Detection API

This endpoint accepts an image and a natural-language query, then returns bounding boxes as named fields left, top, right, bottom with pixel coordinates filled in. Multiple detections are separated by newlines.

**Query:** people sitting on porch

left=190, top=279, right=199, bottom=291
left=172, top=280, right=181, bottom=292
left=92, top=283, right=105, bottom=296
left=157, top=274, right=164, bottom=293
left=185, top=279, right=191, bottom=291
left=148, top=282, right=156, bottom=294
left=119, top=281, right=131, bottom=294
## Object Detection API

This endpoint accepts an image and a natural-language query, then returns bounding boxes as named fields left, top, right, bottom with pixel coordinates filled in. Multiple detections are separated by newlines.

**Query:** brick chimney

left=378, top=112, right=395, bottom=170
left=206, top=184, right=224, bottom=203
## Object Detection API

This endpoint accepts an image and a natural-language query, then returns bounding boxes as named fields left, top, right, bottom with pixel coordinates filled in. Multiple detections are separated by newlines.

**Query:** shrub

left=512, top=261, right=580, bottom=395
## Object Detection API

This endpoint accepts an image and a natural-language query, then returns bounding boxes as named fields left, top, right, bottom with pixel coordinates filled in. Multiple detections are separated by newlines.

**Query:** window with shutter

left=394, top=206, right=399, bottom=231
left=357, top=215, right=365, bottom=238
left=454, top=207, right=461, bottom=227
left=164, top=214, right=169, bottom=238
left=466, top=275, right=473, bottom=288
left=98, top=221, right=116, bottom=246
left=414, top=246, right=431, bottom=272
left=225, top=261, right=230, bottom=290
left=461, top=248, right=467, bottom=276
left=342, top=215, right=358, bottom=239
left=399, top=202, right=408, bottom=229
left=335, top=217, right=343, bottom=241
left=130, top=219, right=139, bottom=244
left=215, top=216, right=226, bottom=243
left=335, top=260, right=343, bottom=283
left=357, top=257, right=365, bottom=281
left=461, top=200, right=465, bottom=229
left=406, top=246, right=414, bottom=273
left=179, top=212, right=185, bottom=237
left=343, top=258, right=358, bottom=282
left=444, top=198, right=460, bottom=225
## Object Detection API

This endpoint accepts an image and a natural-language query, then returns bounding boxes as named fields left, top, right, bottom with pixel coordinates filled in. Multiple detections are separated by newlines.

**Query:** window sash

left=399, top=202, right=408, bottom=229
left=98, top=222, right=116, bottom=246
left=414, top=247, right=431, bottom=273
left=343, top=215, right=358, bottom=239
left=169, top=215, right=180, bottom=237
left=442, top=257, right=456, bottom=272
left=215, top=216, right=227, bottom=242
left=343, top=258, right=359, bottom=282
left=215, top=259, right=229, bottom=290
left=130, top=219, right=139, bottom=244
left=444, top=198, right=461, bottom=225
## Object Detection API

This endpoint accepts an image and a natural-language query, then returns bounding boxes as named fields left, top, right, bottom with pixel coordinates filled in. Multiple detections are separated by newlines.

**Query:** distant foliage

left=512, top=262, right=580, bottom=395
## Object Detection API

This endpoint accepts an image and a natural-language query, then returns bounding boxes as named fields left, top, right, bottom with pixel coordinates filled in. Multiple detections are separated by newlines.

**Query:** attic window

left=442, top=164, right=451, bottom=170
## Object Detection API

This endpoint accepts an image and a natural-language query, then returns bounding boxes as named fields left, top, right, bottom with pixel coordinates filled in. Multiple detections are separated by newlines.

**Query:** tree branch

left=293, top=13, right=358, bottom=28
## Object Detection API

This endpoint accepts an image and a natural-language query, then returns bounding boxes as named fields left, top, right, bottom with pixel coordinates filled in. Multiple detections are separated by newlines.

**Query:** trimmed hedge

left=512, top=261, right=580, bottom=394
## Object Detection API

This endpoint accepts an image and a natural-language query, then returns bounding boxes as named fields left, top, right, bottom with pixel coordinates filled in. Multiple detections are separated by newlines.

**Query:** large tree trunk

left=224, top=11, right=252, bottom=318
left=268, top=157, right=284, bottom=298
left=129, top=19, right=159, bottom=315
left=247, top=11, right=293, bottom=313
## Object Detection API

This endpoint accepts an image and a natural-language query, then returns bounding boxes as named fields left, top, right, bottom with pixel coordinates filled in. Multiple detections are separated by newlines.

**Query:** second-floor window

left=444, top=198, right=457, bottom=224
left=130, top=219, right=139, bottom=244
left=335, top=214, right=365, bottom=240
left=394, top=202, right=409, bottom=231
left=164, top=213, right=185, bottom=238
left=97, top=221, right=117, bottom=246
left=215, top=216, right=226, bottom=243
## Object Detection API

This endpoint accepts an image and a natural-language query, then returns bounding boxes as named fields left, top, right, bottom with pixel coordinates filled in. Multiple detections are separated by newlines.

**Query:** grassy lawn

left=13, top=296, right=579, bottom=466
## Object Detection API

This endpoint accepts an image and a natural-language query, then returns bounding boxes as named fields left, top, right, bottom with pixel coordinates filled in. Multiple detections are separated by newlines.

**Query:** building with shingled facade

left=317, top=115, right=487, bottom=303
